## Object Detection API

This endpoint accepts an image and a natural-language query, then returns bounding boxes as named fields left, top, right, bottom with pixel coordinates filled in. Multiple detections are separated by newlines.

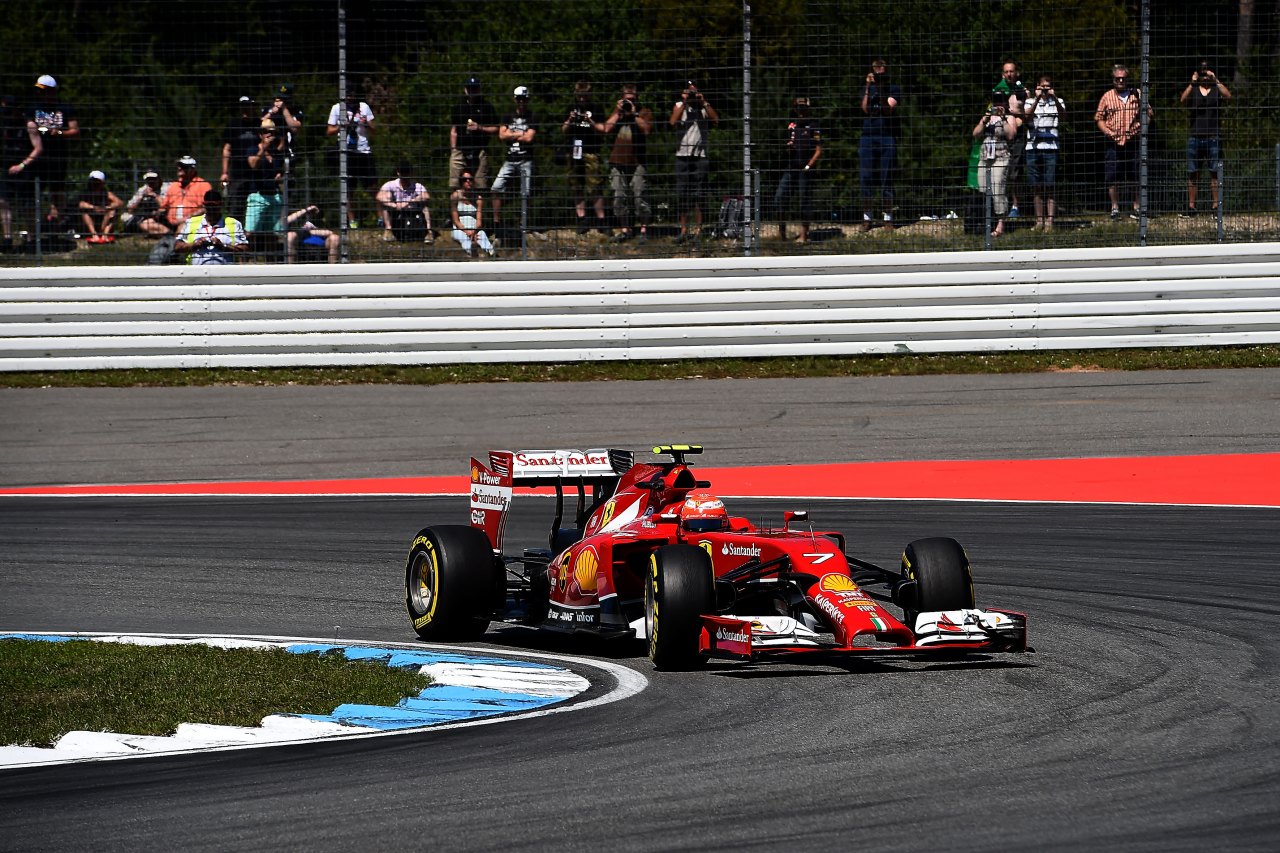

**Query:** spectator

left=261, top=82, right=303, bottom=158
left=173, top=189, right=247, bottom=265
left=449, top=77, right=499, bottom=190
left=2, top=93, right=42, bottom=250
left=377, top=161, right=432, bottom=243
left=859, top=59, right=899, bottom=231
left=25, top=75, right=79, bottom=227
left=326, top=89, right=378, bottom=228
left=773, top=96, right=822, bottom=244
left=244, top=121, right=287, bottom=233
left=76, top=170, right=123, bottom=244
left=159, top=155, right=213, bottom=230
left=560, top=81, right=607, bottom=233
left=603, top=84, right=653, bottom=243
left=220, top=96, right=261, bottom=222
left=450, top=169, right=495, bottom=258
left=285, top=204, right=340, bottom=264
left=1094, top=64, right=1152, bottom=221
left=669, top=80, right=718, bottom=242
left=1023, top=75, right=1065, bottom=231
left=1180, top=62, right=1231, bottom=217
left=993, top=61, right=1029, bottom=218
left=491, top=86, right=537, bottom=234
left=120, top=168, right=171, bottom=237
left=973, top=95, right=1018, bottom=238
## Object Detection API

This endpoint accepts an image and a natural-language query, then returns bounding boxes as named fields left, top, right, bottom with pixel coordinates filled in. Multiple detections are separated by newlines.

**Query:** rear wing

left=470, top=448, right=634, bottom=552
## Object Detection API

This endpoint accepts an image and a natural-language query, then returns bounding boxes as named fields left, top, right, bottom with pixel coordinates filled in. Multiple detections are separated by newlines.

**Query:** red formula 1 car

left=404, top=445, right=1028, bottom=670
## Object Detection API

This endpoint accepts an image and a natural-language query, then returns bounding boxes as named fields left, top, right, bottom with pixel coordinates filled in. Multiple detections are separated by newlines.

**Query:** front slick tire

left=645, top=544, right=714, bottom=671
left=405, top=525, right=497, bottom=641
left=901, top=536, right=975, bottom=625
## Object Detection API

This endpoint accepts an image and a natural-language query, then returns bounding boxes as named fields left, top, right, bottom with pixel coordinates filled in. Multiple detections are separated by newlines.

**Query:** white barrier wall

left=3, top=244, right=1280, bottom=371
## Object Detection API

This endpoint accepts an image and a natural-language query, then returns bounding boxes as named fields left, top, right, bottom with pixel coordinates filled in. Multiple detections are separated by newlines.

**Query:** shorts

left=449, top=149, right=490, bottom=189
left=1187, top=136, right=1220, bottom=174
left=567, top=153, right=603, bottom=202
left=675, top=156, right=709, bottom=211
left=492, top=159, right=533, bottom=197
left=1025, top=149, right=1058, bottom=188
left=245, top=191, right=284, bottom=232
left=1104, top=140, right=1139, bottom=186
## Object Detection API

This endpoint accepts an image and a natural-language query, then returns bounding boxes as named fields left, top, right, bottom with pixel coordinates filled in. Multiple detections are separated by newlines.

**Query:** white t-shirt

left=327, top=101, right=375, bottom=154
left=1027, top=96, right=1065, bottom=151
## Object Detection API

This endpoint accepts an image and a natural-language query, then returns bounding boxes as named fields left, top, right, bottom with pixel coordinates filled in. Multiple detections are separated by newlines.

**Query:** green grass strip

left=0, top=640, right=431, bottom=747
left=1, top=346, right=1277, bottom=388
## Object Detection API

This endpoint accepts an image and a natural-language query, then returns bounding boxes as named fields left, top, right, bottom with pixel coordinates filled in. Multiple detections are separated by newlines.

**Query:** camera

left=620, top=99, right=635, bottom=115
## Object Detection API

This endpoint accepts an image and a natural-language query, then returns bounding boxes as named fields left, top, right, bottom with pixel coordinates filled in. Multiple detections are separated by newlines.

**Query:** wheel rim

left=409, top=551, right=435, bottom=615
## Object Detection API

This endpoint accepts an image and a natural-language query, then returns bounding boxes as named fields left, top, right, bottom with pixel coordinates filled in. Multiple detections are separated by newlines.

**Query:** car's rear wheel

left=900, top=537, right=975, bottom=625
left=405, top=525, right=499, bottom=641
left=645, top=544, right=714, bottom=671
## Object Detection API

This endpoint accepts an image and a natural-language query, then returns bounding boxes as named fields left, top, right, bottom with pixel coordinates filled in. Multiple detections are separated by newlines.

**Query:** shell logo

left=820, top=573, right=859, bottom=593
left=470, top=465, right=480, bottom=483
left=574, top=547, right=600, bottom=594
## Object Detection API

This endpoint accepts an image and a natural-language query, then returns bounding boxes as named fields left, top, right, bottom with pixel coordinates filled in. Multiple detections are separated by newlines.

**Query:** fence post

left=1216, top=157, right=1224, bottom=243
left=33, top=176, right=42, bottom=267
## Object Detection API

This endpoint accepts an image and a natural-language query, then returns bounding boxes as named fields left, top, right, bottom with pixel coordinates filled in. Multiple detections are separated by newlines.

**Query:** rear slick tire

left=901, top=536, right=975, bottom=626
left=405, top=525, right=497, bottom=641
left=645, top=544, right=714, bottom=671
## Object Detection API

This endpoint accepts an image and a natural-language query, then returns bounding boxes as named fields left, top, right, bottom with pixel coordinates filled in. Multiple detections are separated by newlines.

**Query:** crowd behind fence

left=0, top=0, right=1276, bottom=268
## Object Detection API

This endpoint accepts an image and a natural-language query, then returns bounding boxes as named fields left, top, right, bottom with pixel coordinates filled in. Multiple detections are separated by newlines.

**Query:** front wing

left=699, top=609, right=1029, bottom=662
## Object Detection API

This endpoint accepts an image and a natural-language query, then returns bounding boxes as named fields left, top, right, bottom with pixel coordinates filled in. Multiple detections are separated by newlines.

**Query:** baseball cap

left=177, top=155, right=197, bottom=167
left=35, top=74, right=57, bottom=89
left=465, top=77, right=481, bottom=91
left=277, top=82, right=294, bottom=98
left=88, top=170, right=105, bottom=181
left=514, top=85, right=530, bottom=98
left=142, top=168, right=160, bottom=180
left=204, top=189, right=223, bottom=203
left=238, top=95, right=253, bottom=104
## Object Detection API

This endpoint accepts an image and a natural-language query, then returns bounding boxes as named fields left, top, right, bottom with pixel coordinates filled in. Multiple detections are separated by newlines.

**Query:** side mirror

left=783, top=510, right=809, bottom=530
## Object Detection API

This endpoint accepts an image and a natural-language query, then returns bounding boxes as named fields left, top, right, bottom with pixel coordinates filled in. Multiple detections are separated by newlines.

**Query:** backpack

left=713, top=196, right=747, bottom=239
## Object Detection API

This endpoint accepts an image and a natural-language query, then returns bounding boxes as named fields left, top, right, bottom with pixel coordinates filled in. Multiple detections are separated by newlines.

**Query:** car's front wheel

left=900, top=536, right=975, bottom=625
left=645, top=544, right=714, bottom=671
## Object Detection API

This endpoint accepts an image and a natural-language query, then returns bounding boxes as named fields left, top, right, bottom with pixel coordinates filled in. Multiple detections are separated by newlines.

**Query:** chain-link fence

left=1, top=0, right=1275, bottom=267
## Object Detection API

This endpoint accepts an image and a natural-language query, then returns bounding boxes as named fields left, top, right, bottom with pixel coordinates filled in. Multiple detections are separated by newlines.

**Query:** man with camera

left=972, top=94, right=1019, bottom=238
left=1023, top=75, right=1065, bottom=231
left=560, top=81, right=607, bottom=234
left=669, top=81, right=719, bottom=243
left=859, top=59, right=899, bottom=232
left=774, top=96, right=822, bottom=244
left=1180, top=62, right=1232, bottom=217
left=603, top=84, right=653, bottom=243
left=993, top=62, right=1029, bottom=219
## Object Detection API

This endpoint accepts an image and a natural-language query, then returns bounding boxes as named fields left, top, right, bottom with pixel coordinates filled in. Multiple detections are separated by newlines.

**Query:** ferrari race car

left=404, top=445, right=1028, bottom=670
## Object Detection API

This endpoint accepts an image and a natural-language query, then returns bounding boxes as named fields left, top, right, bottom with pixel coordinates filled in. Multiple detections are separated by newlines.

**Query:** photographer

left=993, top=62, right=1028, bottom=218
left=603, top=84, right=653, bottom=243
left=449, top=77, right=499, bottom=190
left=261, top=83, right=303, bottom=158
left=859, top=59, right=900, bottom=231
left=560, top=81, right=607, bottom=233
left=1180, top=62, right=1232, bottom=217
left=1023, top=75, right=1065, bottom=231
left=120, top=168, right=171, bottom=237
left=972, top=94, right=1018, bottom=238
left=669, top=81, right=719, bottom=242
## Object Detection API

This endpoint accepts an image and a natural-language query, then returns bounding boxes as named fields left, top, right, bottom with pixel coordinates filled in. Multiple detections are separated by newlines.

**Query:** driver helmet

left=679, top=492, right=728, bottom=533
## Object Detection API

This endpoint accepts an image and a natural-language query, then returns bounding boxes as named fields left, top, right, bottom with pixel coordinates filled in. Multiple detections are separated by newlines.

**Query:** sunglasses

left=461, top=177, right=474, bottom=182
left=1114, top=77, right=1127, bottom=82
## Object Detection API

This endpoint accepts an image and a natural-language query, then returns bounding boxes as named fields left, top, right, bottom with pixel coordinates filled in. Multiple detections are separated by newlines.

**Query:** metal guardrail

left=3, top=244, right=1279, bottom=370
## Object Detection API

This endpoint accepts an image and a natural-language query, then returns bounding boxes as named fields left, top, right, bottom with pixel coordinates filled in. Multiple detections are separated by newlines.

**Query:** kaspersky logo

left=722, top=542, right=761, bottom=558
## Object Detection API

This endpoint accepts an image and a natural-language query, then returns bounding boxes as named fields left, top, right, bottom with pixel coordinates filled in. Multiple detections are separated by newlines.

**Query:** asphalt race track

left=2, top=370, right=1279, bottom=850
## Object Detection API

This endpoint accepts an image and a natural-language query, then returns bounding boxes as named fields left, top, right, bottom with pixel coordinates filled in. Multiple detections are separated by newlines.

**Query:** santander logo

left=716, top=628, right=749, bottom=644
left=722, top=542, right=762, bottom=558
